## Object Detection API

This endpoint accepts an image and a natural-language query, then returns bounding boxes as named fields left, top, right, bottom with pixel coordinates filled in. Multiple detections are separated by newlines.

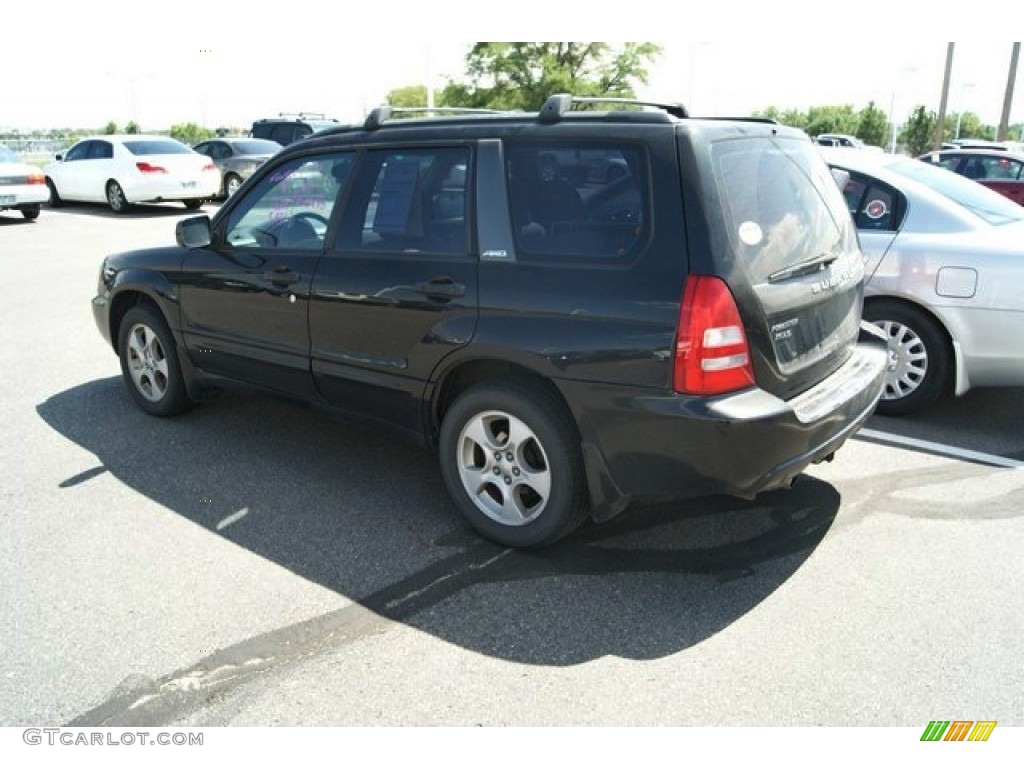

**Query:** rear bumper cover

left=563, top=322, right=889, bottom=520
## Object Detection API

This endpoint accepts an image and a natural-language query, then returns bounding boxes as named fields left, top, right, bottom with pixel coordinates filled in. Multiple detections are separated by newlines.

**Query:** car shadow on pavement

left=44, top=201, right=220, bottom=219
left=38, top=378, right=841, bottom=667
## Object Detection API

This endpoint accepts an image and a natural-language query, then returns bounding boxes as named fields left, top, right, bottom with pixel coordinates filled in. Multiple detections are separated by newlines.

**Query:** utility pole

left=997, top=43, right=1020, bottom=142
left=934, top=43, right=954, bottom=151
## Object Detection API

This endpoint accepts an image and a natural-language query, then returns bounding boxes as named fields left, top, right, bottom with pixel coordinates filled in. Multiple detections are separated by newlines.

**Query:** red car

left=918, top=148, right=1024, bottom=206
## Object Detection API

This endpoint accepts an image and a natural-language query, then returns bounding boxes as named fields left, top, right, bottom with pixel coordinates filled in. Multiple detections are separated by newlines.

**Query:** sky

left=3, top=3, right=1022, bottom=135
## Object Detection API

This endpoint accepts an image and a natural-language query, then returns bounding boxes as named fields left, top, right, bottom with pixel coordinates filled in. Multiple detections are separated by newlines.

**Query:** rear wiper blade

left=768, top=253, right=838, bottom=283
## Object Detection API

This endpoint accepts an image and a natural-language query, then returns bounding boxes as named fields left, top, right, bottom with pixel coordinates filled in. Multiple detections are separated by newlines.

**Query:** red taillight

left=28, top=171, right=45, bottom=185
left=135, top=162, right=167, bottom=174
left=201, top=161, right=216, bottom=171
left=673, top=275, right=755, bottom=395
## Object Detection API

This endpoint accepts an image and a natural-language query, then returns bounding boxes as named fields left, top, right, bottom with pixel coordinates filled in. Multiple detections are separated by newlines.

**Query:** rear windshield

left=123, top=140, right=192, bottom=156
left=710, top=137, right=853, bottom=280
left=0, top=145, right=18, bottom=162
left=890, top=159, right=1024, bottom=226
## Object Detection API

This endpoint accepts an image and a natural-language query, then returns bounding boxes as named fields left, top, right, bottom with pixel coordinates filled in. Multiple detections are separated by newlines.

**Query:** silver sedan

left=821, top=147, right=1024, bottom=415
left=192, top=137, right=281, bottom=197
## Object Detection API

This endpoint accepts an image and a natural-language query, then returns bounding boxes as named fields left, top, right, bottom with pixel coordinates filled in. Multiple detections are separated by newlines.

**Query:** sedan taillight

left=136, top=162, right=167, bottom=174
left=201, top=161, right=216, bottom=172
left=28, top=171, right=45, bottom=185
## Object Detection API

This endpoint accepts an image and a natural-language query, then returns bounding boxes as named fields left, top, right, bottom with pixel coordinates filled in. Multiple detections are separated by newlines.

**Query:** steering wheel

left=292, top=211, right=329, bottom=228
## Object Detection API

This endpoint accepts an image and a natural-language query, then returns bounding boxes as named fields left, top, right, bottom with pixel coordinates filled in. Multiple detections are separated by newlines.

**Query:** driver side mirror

left=176, top=215, right=212, bottom=248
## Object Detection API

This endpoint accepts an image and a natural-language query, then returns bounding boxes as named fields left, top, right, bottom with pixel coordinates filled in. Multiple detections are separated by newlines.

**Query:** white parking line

left=857, top=428, right=1024, bottom=469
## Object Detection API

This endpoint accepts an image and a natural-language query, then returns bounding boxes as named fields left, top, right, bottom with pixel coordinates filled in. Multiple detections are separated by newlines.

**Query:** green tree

left=856, top=101, right=889, bottom=147
left=124, top=121, right=141, bottom=135
left=899, top=106, right=935, bottom=156
left=169, top=122, right=214, bottom=145
left=440, top=42, right=661, bottom=111
left=805, top=105, right=858, bottom=137
left=103, top=121, right=119, bottom=135
left=947, top=111, right=994, bottom=142
left=386, top=85, right=431, bottom=108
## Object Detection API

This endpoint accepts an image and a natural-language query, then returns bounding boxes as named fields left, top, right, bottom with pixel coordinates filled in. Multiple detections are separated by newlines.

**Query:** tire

left=21, top=204, right=40, bottom=221
left=46, top=179, right=63, bottom=208
left=117, top=305, right=195, bottom=417
left=439, top=380, right=588, bottom=548
left=223, top=173, right=242, bottom=198
left=864, top=300, right=950, bottom=416
left=183, top=199, right=204, bottom=210
left=107, top=181, right=129, bottom=214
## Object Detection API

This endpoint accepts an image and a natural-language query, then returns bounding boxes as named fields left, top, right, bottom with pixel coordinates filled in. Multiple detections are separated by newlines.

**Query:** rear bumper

left=561, top=322, right=888, bottom=518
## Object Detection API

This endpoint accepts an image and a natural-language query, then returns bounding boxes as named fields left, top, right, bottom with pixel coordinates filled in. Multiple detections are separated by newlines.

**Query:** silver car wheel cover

left=108, top=183, right=126, bottom=211
left=456, top=410, right=552, bottom=527
left=878, top=320, right=928, bottom=401
left=126, top=323, right=170, bottom=402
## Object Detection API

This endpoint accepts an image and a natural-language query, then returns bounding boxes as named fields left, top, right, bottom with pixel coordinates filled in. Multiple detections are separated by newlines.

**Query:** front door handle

left=262, top=267, right=300, bottom=285
left=415, top=277, right=465, bottom=299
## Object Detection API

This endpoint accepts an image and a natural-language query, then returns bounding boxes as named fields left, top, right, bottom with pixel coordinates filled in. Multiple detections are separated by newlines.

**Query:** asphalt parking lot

left=2, top=204, right=1023, bottom=727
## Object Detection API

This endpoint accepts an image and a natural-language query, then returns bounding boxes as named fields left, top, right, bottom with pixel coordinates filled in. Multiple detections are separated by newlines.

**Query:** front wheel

left=864, top=300, right=950, bottom=416
left=439, top=380, right=588, bottom=548
left=117, top=305, right=195, bottom=417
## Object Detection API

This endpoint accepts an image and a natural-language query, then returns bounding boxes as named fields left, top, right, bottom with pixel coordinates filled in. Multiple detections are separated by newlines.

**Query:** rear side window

left=341, top=147, right=470, bottom=256
left=505, top=142, right=649, bottom=261
left=710, top=137, right=853, bottom=280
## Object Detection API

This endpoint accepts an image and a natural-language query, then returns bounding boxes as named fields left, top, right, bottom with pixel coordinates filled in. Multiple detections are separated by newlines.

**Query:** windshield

left=0, top=145, right=19, bottom=162
left=123, top=140, right=192, bottom=156
left=892, top=159, right=1024, bottom=226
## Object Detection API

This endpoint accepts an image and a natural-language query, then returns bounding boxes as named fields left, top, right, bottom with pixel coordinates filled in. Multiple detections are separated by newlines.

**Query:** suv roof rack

left=277, top=111, right=328, bottom=120
left=539, top=94, right=690, bottom=123
left=363, top=105, right=512, bottom=131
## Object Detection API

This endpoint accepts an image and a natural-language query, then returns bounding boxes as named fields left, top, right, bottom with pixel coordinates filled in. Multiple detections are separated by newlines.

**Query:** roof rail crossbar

left=539, top=94, right=690, bottom=123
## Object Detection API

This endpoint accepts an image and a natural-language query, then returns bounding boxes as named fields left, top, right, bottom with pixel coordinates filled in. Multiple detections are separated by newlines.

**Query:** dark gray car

left=193, top=138, right=282, bottom=197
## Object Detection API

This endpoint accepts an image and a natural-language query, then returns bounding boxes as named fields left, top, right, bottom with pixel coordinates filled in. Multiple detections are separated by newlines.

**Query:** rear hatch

left=690, top=130, right=864, bottom=400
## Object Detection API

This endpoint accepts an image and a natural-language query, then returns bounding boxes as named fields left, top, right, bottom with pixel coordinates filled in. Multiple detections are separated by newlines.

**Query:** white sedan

left=0, top=144, right=49, bottom=221
left=822, top=147, right=1024, bottom=415
left=44, top=135, right=220, bottom=213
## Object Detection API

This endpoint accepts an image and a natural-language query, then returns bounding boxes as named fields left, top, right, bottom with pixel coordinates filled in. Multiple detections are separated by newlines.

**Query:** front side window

left=224, top=152, right=354, bottom=250
left=505, top=142, right=648, bottom=260
left=64, top=142, right=90, bottom=162
left=342, top=147, right=469, bottom=255
left=88, top=141, right=113, bottom=160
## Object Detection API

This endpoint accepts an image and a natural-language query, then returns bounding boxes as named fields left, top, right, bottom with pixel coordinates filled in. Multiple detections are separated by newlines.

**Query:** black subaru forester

left=93, top=94, right=888, bottom=548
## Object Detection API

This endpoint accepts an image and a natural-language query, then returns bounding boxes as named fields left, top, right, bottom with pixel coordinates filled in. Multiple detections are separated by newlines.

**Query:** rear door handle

left=415, top=278, right=465, bottom=299
left=263, top=267, right=301, bottom=285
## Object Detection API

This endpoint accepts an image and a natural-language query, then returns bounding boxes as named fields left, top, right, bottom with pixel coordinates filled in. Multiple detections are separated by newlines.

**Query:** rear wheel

left=439, top=380, right=588, bottom=548
left=864, top=300, right=950, bottom=416
left=21, top=204, right=40, bottom=221
left=117, top=305, right=195, bottom=417
left=183, top=199, right=204, bottom=210
left=106, top=181, right=129, bottom=214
